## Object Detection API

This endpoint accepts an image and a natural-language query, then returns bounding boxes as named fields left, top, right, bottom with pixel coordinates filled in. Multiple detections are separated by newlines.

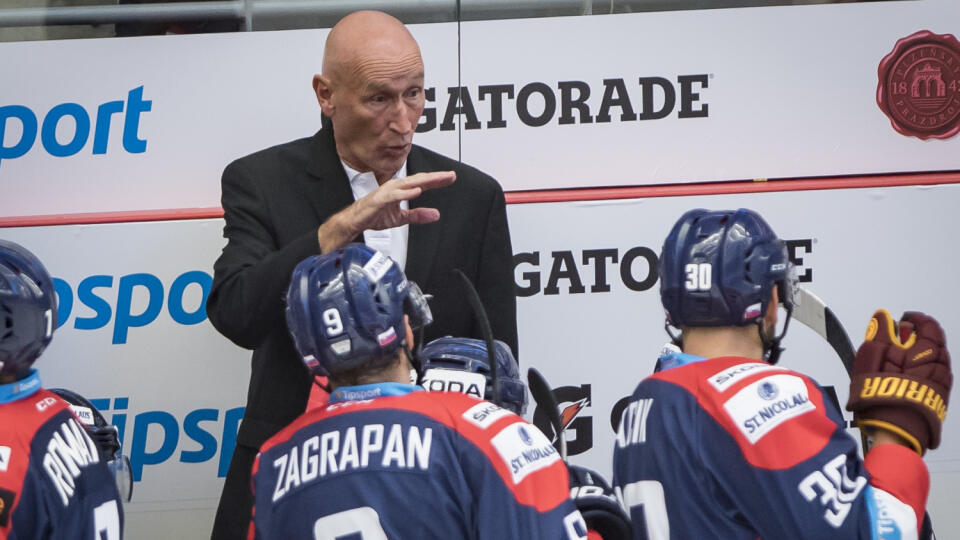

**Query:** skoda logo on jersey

left=518, top=425, right=534, bottom=446
left=758, top=381, right=779, bottom=401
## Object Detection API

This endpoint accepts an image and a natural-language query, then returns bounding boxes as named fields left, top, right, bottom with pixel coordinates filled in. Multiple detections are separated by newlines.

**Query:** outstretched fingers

left=385, top=171, right=455, bottom=202
left=403, top=207, right=442, bottom=224
left=404, top=170, right=456, bottom=192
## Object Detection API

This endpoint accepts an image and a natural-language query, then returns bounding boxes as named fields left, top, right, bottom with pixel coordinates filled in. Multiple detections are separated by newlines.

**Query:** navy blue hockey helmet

left=285, top=244, right=433, bottom=378
left=0, top=240, right=58, bottom=379
left=49, top=387, right=133, bottom=502
left=420, top=336, right=528, bottom=415
left=660, top=209, right=796, bottom=359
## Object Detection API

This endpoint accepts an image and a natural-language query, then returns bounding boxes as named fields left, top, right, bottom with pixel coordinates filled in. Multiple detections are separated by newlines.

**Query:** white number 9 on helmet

left=322, top=308, right=344, bottom=336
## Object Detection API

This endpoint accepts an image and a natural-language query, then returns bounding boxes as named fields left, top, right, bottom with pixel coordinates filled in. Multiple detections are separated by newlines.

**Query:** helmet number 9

left=322, top=308, right=344, bottom=337
left=684, top=263, right=712, bottom=291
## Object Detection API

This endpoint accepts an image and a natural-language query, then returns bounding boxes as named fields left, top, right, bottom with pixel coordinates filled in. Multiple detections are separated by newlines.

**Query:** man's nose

left=388, top=100, right=415, bottom=135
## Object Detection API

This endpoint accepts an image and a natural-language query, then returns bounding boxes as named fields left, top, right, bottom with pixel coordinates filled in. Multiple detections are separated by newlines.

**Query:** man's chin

left=374, top=154, right=410, bottom=177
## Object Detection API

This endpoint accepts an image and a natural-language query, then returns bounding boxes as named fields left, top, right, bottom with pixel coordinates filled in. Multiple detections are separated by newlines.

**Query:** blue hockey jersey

left=0, top=373, right=124, bottom=540
left=612, top=356, right=927, bottom=540
left=250, top=383, right=586, bottom=539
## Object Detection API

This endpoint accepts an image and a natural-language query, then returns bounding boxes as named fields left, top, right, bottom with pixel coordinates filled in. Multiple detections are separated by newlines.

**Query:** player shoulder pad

left=653, top=358, right=839, bottom=469
left=390, top=393, right=569, bottom=512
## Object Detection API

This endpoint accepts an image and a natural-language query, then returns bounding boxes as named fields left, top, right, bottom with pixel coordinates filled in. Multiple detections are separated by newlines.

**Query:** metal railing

left=0, top=0, right=801, bottom=33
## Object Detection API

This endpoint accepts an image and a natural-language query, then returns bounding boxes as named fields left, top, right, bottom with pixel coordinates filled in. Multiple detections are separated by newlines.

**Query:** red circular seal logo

left=877, top=30, right=960, bottom=140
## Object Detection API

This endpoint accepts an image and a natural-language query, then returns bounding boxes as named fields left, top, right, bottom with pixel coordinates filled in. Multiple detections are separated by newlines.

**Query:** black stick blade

left=453, top=269, right=500, bottom=405
left=527, top=367, right=567, bottom=460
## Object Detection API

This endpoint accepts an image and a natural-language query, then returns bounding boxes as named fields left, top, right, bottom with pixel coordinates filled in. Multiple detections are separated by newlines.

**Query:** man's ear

left=403, top=314, right=414, bottom=351
left=313, top=74, right=334, bottom=115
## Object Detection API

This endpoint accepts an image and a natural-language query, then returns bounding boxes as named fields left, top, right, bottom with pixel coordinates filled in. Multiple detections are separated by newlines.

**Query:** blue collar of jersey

left=329, top=382, right=423, bottom=404
left=0, top=369, right=42, bottom=404
left=655, top=351, right=707, bottom=372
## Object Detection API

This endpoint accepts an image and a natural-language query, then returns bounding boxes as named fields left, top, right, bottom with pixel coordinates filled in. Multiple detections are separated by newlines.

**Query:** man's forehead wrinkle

left=350, top=55, right=424, bottom=91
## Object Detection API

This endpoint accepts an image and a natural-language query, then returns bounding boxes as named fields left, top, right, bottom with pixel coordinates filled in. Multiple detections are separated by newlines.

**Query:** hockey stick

left=452, top=270, right=569, bottom=459
left=791, top=287, right=876, bottom=454
left=453, top=269, right=501, bottom=406
left=527, top=367, right=567, bottom=460
left=792, top=287, right=856, bottom=376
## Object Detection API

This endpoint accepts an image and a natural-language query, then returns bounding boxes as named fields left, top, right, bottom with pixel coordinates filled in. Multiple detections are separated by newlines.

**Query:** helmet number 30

left=322, top=308, right=344, bottom=337
left=684, top=263, right=712, bottom=291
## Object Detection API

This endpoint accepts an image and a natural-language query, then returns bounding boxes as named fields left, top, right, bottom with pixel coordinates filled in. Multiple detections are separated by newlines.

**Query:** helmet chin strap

left=665, top=320, right=683, bottom=350
left=313, top=375, right=332, bottom=394
left=760, top=322, right=783, bottom=364
left=759, top=304, right=793, bottom=365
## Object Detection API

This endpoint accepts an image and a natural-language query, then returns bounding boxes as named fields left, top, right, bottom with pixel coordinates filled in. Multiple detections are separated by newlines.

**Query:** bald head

left=313, top=11, right=427, bottom=181
left=322, top=11, right=422, bottom=84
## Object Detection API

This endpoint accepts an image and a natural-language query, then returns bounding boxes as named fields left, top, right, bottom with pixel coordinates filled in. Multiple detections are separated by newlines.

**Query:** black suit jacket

left=207, top=126, right=518, bottom=453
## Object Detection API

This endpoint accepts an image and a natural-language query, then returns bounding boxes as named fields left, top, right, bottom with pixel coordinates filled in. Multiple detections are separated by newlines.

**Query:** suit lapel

left=302, top=129, right=363, bottom=243
left=405, top=146, right=444, bottom=285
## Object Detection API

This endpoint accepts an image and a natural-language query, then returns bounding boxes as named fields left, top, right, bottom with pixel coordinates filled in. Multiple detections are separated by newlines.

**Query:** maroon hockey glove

left=846, top=309, right=951, bottom=455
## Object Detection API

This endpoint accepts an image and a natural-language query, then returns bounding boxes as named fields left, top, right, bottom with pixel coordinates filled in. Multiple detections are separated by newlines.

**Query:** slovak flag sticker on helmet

left=743, top=302, right=762, bottom=320
left=303, top=354, right=321, bottom=370
left=377, top=327, right=397, bottom=347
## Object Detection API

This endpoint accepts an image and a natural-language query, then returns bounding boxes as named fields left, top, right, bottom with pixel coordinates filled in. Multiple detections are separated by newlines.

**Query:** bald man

left=207, top=11, right=517, bottom=539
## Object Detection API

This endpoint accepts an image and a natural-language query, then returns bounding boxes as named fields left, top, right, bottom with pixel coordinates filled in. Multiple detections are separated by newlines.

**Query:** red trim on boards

left=2, top=171, right=958, bottom=228
left=0, top=207, right=225, bottom=228
left=504, top=170, right=960, bottom=204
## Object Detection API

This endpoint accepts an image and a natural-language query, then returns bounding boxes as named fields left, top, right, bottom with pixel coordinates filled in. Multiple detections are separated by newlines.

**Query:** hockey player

left=420, top=336, right=632, bottom=540
left=420, top=336, right=528, bottom=414
left=613, top=208, right=951, bottom=540
left=249, top=244, right=586, bottom=539
left=0, top=240, right=125, bottom=539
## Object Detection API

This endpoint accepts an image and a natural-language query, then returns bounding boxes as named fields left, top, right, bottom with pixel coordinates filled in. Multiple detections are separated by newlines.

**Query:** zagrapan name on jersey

left=271, top=424, right=432, bottom=503
left=43, top=417, right=101, bottom=506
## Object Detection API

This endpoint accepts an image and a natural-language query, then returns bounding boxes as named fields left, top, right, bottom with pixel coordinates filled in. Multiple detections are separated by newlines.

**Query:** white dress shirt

left=341, top=161, right=409, bottom=270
